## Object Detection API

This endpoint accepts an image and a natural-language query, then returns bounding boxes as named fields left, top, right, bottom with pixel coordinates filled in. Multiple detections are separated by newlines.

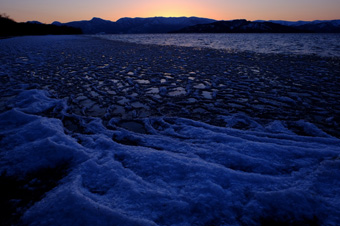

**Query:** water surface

left=96, top=33, right=340, bottom=57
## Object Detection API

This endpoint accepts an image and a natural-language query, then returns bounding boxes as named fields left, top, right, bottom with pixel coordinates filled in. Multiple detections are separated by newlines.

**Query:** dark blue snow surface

left=1, top=35, right=340, bottom=225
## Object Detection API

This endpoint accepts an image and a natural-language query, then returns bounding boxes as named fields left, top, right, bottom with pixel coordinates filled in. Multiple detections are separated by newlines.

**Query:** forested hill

left=0, top=15, right=82, bottom=37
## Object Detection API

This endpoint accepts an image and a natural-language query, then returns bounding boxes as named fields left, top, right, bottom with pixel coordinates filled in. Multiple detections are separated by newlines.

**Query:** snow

left=0, top=91, right=87, bottom=178
left=1, top=88, right=339, bottom=225
left=1, top=35, right=340, bottom=225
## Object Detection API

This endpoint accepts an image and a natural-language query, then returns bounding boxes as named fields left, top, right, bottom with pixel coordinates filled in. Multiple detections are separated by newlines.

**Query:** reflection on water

left=96, top=33, right=340, bottom=57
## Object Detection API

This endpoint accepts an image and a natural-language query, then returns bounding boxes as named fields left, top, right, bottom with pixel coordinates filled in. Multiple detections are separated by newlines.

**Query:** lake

left=95, top=33, right=340, bottom=57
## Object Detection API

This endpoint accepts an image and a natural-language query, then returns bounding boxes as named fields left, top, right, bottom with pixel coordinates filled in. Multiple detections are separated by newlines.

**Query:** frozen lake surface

left=1, top=35, right=340, bottom=225
left=96, top=33, right=340, bottom=57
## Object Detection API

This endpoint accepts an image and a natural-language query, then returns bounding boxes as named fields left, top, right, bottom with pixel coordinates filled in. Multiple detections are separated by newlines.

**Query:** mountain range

left=5, top=16, right=331, bottom=34
left=52, top=17, right=216, bottom=34
left=51, top=17, right=340, bottom=34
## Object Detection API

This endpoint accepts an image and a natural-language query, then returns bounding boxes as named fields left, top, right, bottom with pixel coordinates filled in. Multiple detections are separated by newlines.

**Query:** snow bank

left=0, top=90, right=86, bottom=178
left=1, top=88, right=340, bottom=225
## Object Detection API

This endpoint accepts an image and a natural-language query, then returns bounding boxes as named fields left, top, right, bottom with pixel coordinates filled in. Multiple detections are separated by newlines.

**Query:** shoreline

left=1, top=35, right=340, bottom=225
left=1, top=35, right=339, bottom=137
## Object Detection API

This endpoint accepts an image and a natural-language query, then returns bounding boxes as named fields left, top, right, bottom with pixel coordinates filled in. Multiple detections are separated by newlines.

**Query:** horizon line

left=28, top=16, right=340, bottom=24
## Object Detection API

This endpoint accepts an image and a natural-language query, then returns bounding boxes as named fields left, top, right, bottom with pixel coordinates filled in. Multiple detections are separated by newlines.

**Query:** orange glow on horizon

left=113, top=0, right=216, bottom=21
left=2, top=0, right=340, bottom=24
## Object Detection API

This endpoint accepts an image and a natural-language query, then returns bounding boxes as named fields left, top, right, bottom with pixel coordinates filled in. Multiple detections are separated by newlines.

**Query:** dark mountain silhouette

left=171, top=19, right=309, bottom=33
left=52, top=17, right=340, bottom=34
left=52, top=17, right=216, bottom=34
left=3, top=14, right=339, bottom=36
left=255, top=20, right=340, bottom=33
left=52, top=17, right=117, bottom=34
left=0, top=14, right=82, bottom=37
left=295, top=21, right=340, bottom=33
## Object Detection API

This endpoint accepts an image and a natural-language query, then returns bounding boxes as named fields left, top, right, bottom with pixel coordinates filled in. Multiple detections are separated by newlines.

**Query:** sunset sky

left=2, top=0, right=340, bottom=23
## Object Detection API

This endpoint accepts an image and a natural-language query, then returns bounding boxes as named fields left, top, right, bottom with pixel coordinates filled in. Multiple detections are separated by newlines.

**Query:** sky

left=2, top=0, right=340, bottom=23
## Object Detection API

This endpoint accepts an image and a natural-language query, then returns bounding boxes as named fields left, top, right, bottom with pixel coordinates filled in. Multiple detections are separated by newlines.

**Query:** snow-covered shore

left=1, top=35, right=340, bottom=225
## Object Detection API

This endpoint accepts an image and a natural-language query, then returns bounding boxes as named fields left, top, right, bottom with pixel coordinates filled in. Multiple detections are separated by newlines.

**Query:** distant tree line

left=0, top=14, right=82, bottom=37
